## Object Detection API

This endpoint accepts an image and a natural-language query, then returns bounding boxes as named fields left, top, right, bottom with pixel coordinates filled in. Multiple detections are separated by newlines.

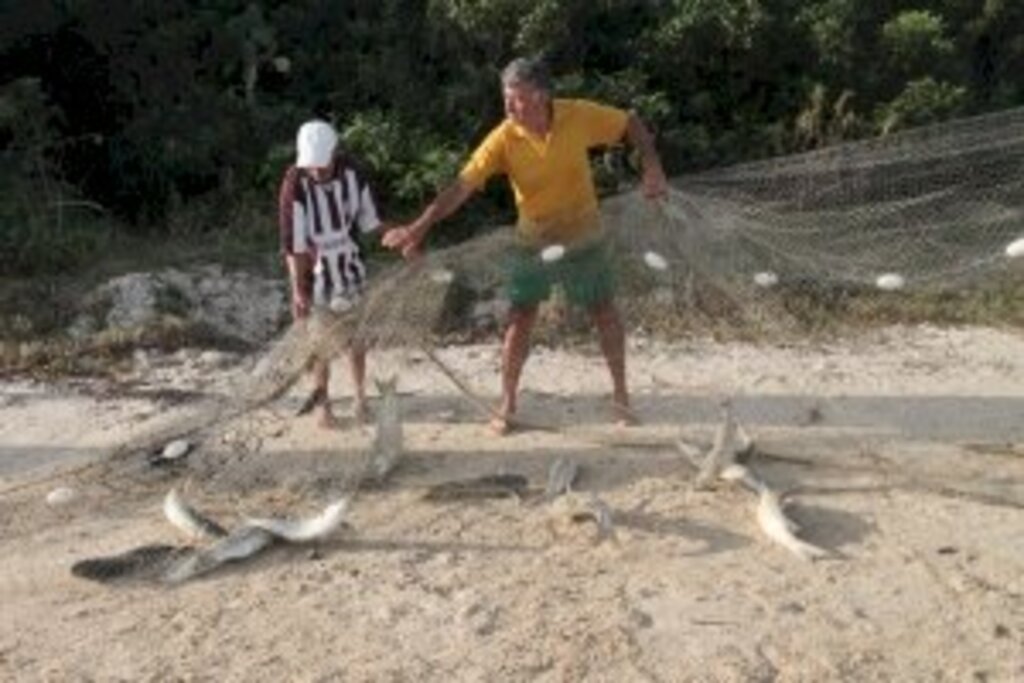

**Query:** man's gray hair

left=500, top=57, right=552, bottom=92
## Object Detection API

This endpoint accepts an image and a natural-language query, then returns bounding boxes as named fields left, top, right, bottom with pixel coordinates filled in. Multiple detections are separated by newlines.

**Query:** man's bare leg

left=591, top=301, right=637, bottom=425
left=312, top=358, right=339, bottom=429
left=493, top=305, right=538, bottom=434
left=348, top=343, right=368, bottom=424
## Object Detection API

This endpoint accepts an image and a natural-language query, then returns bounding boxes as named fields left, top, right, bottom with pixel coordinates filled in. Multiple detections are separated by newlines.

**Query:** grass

left=581, top=270, right=1024, bottom=348
left=0, top=318, right=241, bottom=380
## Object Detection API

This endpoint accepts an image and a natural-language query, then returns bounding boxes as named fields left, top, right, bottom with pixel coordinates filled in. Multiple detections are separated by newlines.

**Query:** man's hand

left=382, top=179, right=474, bottom=261
left=625, top=111, right=668, bottom=200
left=382, top=225, right=423, bottom=261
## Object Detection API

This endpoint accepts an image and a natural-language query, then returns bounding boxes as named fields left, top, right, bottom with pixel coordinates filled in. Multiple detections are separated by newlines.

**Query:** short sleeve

left=278, top=166, right=309, bottom=255
left=458, top=123, right=509, bottom=190
left=572, top=99, right=629, bottom=147
left=356, top=182, right=382, bottom=233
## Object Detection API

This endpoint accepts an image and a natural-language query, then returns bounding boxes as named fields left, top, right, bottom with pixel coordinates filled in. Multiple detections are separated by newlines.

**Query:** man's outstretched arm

left=381, top=179, right=476, bottom=260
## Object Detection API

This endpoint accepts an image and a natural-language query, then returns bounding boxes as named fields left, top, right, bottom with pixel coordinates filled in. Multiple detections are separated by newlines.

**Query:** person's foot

left=488, top=412, right=516, bottom=436
left=487, top=396, right=519, bottom=436
left=612, top=400, right=640, bottom=427
left=352, top=399, right=371, bottom=425
left=316, top=404, right=340, bottom=430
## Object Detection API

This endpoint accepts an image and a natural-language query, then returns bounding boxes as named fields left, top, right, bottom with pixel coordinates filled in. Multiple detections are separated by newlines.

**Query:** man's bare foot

left=316, top=405, right=340, bottom=430
left=488, top=413, right=515, bottom=436
left=352, top=400, right=371, bottom=425
left=612, top=401, right=640, bottom=427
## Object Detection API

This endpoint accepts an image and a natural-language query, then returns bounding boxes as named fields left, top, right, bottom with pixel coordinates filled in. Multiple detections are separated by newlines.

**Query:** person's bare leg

left=312, top=358, right=339, bottom=429
left=591, top=301, right=636, bottom=425
left=493, top=305, right=538, bottom=434
left=348, top=343, right=368, bottom=424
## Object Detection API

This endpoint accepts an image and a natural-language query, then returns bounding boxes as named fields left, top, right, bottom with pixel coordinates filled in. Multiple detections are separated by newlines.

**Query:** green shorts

left=504, top=241, right=616, bottom=309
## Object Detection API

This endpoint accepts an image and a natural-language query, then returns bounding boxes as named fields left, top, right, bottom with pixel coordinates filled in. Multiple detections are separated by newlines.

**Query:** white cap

left=296, top=120, right=338, bottom=168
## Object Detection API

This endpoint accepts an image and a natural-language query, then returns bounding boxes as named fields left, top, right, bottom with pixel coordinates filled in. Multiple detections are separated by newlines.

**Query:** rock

left=199, top=350, right=231, bottom=368
left=68, top=267, right=288, bottom=347
left=161, top=439, right=191, bottom=461
left=46, top=486, right=76, bottom=506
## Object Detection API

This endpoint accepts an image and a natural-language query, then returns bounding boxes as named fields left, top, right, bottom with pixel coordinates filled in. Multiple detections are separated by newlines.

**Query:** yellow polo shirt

left=459, top=98, right=629, bottom=245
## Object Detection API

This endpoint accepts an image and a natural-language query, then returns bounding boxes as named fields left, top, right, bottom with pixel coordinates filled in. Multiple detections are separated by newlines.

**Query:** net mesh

left=670, top=106, right=1024, bottom=289
left=5, top=106, right=1023, bottom=528
left=93, top=105, right=1024, bottom=454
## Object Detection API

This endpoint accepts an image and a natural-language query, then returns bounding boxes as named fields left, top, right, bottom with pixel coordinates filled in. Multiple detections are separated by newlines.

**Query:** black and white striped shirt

left=278, top=159, right=381, bottom=304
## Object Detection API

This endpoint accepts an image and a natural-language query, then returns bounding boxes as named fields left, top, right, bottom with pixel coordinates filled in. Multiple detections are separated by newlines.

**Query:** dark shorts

left=504, top=240, right=616, bottom=309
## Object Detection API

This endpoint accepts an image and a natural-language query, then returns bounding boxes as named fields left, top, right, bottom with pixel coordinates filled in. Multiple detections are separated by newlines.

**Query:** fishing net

left=339, top=105, right=1024, bottom=348
left=99, top=106, right=1024, bottom=454
left=6, top=106, right=1023, bottom=535
left=613, top=106, right=1024, bottom=336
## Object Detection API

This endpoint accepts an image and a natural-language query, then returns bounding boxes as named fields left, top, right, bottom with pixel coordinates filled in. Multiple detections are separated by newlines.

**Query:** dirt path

left=1, top=326, right=1022, bottom=681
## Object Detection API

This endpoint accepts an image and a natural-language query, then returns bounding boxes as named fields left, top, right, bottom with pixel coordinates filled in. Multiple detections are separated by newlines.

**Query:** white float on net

left=875, top=273, right=906, bottom=291
left=753, top=271, right=778, bottom=288
left=541, top=244, right=566, bottom=263
left=429, top=268, right=455, bottom=284
left=643, top=250, right=669, bottom=271
left=272, top=56, right=291, bottom=74
left=1006, top=237, right=1024, bottom=258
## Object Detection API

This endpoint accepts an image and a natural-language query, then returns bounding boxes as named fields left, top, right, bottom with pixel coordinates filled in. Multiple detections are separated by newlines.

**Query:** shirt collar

left=508, top=99, right=562, bottom=140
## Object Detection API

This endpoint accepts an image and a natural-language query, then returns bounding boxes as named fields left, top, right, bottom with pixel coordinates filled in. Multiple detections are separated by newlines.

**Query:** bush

left=0, top=77, right=115, bottom=274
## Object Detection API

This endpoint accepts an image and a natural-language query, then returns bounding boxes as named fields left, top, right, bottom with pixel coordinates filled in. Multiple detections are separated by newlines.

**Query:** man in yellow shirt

left=383, top=57, right=667, bottom=433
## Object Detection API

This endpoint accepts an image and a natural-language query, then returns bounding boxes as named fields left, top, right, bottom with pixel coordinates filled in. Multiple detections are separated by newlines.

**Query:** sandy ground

left=1, top=324, right=1023, bottom=682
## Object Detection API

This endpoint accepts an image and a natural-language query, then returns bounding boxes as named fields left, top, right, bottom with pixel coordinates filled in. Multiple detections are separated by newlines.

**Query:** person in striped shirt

left=383, top=57, right=667, bottom=434
left=278, top=119, right=383, bottom=428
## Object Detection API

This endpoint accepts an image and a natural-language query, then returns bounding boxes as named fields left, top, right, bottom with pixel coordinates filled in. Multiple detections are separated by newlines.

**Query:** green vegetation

left=0, top=1, right=1021, bottom=361
left=3, top=1, right=1022, bottom=276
